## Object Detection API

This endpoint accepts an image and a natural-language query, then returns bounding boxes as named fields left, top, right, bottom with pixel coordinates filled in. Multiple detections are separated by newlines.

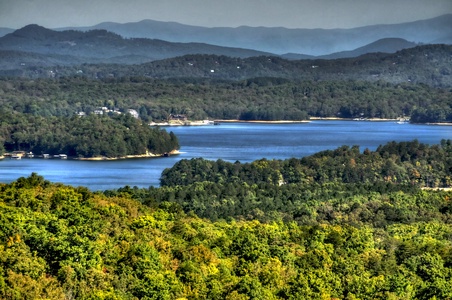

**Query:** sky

left=1, top=0, right=451, bottom=29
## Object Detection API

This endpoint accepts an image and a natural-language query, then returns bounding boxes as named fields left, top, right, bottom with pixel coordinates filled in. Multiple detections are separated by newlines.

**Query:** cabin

left=127, top=109, right=140, bottom=119
left=169, top=114, right=187, bottom=121
left=10, top=151, right=25, bottom=159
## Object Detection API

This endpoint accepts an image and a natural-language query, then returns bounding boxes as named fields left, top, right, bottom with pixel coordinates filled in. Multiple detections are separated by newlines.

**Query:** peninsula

left=0, top=113, right=179, bottom=160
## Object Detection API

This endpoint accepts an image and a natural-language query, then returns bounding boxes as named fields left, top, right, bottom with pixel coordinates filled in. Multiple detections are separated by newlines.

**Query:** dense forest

left=0, top=76, right=451, bottom=122
left=1, top=140, right=452, bottom=299
left=0, top=112, right=179, bottom=158
left=116, top=139, right=452, bottom=222
left=2, top=45, right=452, bottom=87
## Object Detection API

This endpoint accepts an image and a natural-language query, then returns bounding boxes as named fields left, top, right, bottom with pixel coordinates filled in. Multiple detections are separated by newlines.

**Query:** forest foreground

left=1, top=140, right=451, bottom=299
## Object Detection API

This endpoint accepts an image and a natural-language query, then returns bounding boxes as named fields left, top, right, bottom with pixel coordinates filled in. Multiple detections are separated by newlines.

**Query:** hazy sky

left=1, top=0, right=451, bottom=29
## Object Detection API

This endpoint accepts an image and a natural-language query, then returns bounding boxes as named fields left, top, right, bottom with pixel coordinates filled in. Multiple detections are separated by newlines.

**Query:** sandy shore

left=221, top=118, right=400, bottom=123
left=309, top=117, right=452, bottom=125
left=74, top=149, right=181, bottom=161
left=151, top=117, right=451, bottom=125
left=220, top=119, right=310, bottom=124
left=425, top=122, right=452, bottom=126
left=309, top=117, right=399, bottom=121
left=309, top=117, right=349, bottom=121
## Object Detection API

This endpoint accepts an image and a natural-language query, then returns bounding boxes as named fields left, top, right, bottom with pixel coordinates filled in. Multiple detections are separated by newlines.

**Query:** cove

left=0, top=120, right=451, bottom=191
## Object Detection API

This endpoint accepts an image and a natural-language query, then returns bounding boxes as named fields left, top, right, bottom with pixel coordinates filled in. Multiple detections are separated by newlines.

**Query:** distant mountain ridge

left=2, top=44, right=450, bottom=88
left=0, top=27, right=14, bottom=37
left=0, top=24, right=272, bottom=66
left=0, top=24, right=434, bottom=70
left=56, top=14, right=452, bottom=56
left=319, top=38, right=420, bottom=59
left=0, top=25, right=424, bottom=70
left=0, top=24, right=451, bottom=87
left=281, top=38, right=419, bottom=60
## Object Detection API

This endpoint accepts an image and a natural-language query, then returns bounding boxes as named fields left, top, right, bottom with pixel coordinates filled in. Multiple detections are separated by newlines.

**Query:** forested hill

left=0, top=113, right=179, bottom=158
left=0, top=24, right=272, bottom=66
left=1, top=75, right=451, bottom=122
left=155, top=139, right=452, bottom=221
left=135, top=45, right=452, bottom=86
left=3, top=44, right=451, bottom=87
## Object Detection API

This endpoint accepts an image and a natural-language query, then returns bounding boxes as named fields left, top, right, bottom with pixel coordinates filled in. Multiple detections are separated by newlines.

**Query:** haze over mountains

left=0, top=14, right=451, bottom=87
left=54, top=14, right=452, bottom=56
left=0, top=14, right=450, bottom=59
left=0, top=24, right=272, bottom=66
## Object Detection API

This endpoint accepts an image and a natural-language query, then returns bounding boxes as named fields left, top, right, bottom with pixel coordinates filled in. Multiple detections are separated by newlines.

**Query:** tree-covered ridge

left=0, top=76, right=451, bottom=122
left=138, top=140, right=452, bottom=222
left=2, top=44, right=452, bottom=87
left=161, top=140, right=452, bottom=188
left=0, top=24, right=271, bottom=66
left=136, top=45, right=452, bottom=87
left=1, top=173, right=452, bottom=299
left=0, top=112, right=179, bottom=157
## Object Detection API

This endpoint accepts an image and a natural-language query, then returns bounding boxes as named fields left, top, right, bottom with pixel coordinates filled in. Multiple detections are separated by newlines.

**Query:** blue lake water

left=1, top=120, right=451, bottom=191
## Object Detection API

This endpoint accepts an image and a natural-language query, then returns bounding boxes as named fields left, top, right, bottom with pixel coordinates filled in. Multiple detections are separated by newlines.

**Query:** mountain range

left=0, top=14, right=449, bottom=61
left=2, top=43, right=450, bottom=87
left=54, top=14, right=452, bottom=56
left=0, top=24, right=273, bottom=67
left=0, top=15, right=451, bottom=87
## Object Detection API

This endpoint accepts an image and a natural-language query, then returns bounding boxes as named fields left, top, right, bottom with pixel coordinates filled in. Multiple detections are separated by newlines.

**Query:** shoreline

left=309, top=117, right=399, bottom=122
left=1, top=149, right=182, bottom=161
left=150, top=117, right=452, bottom=126
left=219, top=119, right=310, bottom=124
left=150, top=119, right=310, bottom=126
left=71, top=150, right=181, bottom=161
left=229, top=117, right=452, bottom=125
left=425, top=122, right=452, bottom=126
left=219, top=118, right=400, bottom=123
left=310, top=118, right=452, bottom=125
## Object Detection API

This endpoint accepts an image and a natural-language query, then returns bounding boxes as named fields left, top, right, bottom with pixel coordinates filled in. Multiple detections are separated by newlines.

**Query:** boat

left=397, top=118, right=409, bottom=124
left=11, top=155, right=21, bottom=160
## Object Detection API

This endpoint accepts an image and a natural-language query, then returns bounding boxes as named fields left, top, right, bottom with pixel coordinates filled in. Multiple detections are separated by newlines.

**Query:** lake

left=1, top=120, right=451, bottom=191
